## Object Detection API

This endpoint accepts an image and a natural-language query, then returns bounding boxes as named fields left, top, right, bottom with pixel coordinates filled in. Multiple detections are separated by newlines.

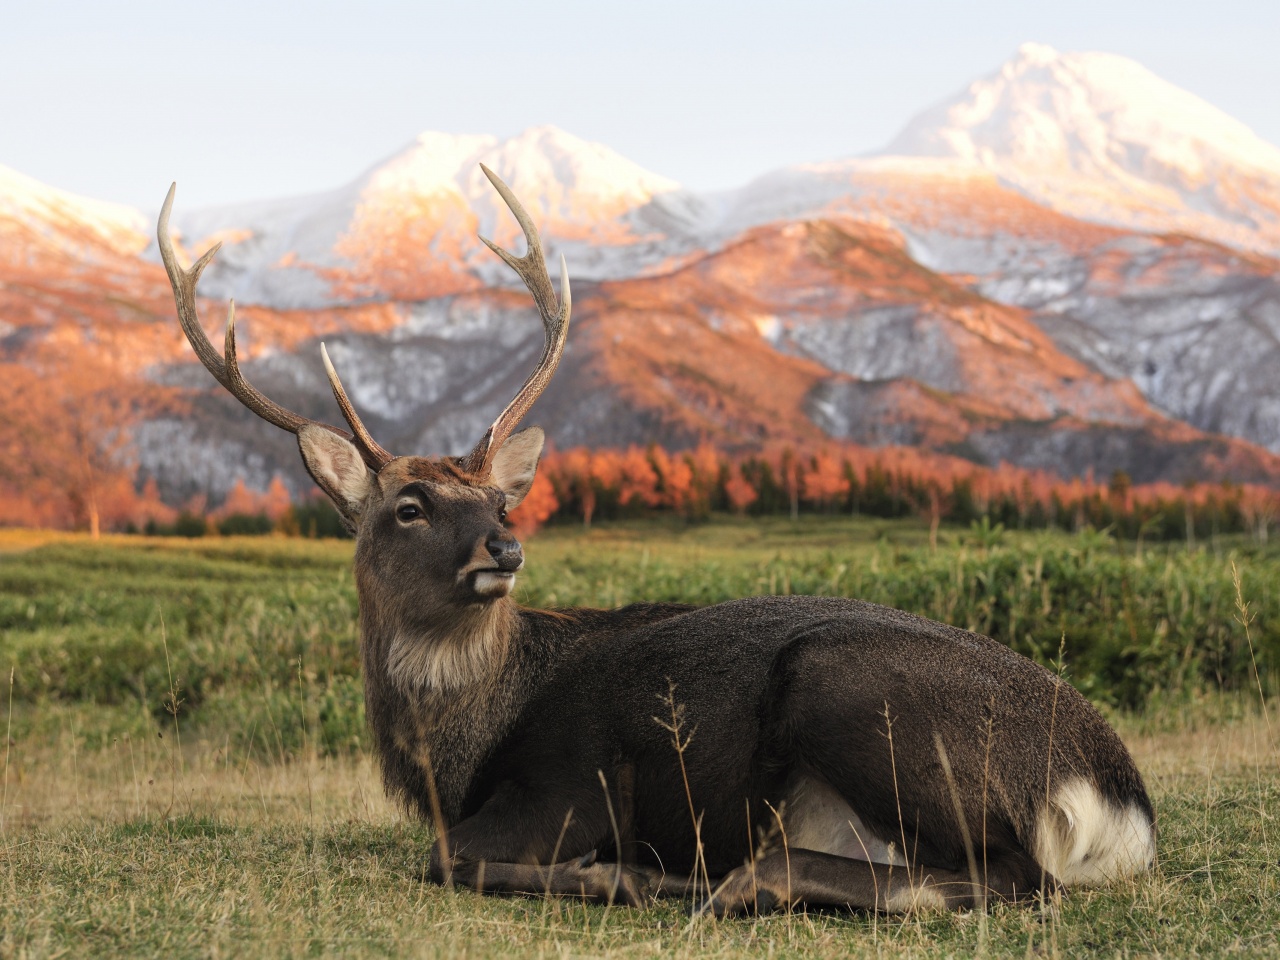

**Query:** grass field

left=1, top=517, right=1278, bottom=958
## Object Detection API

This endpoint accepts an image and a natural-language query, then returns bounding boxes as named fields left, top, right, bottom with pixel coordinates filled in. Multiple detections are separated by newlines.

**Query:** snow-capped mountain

left=166, top=126, right=687, bottom=308
left=154, top=46, right=1280, bottom=311
left=0, top=163, right=148, bottom=258
left=881, top=42, right=1280, bottom=255
left=9, top=45, right=1280, bottom=507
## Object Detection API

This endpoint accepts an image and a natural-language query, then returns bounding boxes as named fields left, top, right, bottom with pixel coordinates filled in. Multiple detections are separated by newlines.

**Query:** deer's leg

left=701, top=849, right=1049, bottom=916
left=436, top=851, right=656, bottom=906
left=427, top=774, right=655, bottom=905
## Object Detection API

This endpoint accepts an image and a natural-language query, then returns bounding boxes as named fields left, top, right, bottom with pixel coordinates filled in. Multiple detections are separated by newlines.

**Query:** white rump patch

left=782, top=775, right=904, bottom=865
left=1033, top=778, right=1155, bottom=886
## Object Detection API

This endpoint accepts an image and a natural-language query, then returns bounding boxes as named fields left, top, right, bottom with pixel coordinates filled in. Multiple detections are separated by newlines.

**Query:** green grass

left=1, top=517, right=1278, bottom=957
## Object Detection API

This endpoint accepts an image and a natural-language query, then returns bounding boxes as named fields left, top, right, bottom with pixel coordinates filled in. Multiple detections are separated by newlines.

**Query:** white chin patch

left=472, top=572, right=515, bottom=598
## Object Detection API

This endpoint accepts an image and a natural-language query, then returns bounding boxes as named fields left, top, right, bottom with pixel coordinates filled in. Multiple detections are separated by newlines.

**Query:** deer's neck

left=358, top=595, right=551, bottom=823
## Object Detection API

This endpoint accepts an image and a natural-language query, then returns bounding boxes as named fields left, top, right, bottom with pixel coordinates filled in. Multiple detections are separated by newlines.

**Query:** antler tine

left=321, top=343, right=393, bottom=469
left=463, top=165, right=572, bottom=475
left=158, top=183, right=233, bottom=392
left=160, top=184, right=392, bottom=469
left=159, top=184, right=311, bottom=433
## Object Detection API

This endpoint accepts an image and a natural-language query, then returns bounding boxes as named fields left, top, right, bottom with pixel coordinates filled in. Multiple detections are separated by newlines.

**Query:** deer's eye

left=396, top=504, right=422, bottom=523
left=499, top=506, right=508, bottom=524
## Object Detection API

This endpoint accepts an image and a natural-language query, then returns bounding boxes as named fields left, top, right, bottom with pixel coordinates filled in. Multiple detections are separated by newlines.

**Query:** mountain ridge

left=0, top=163, right=149, bottom=259
left=6, top=45, right=1280, bottom=506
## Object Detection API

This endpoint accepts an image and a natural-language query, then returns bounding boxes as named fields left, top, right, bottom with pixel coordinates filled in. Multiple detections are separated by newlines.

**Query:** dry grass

left=1, top=525, right=1278, bottom=957
left=1, top=706, right=1276, bottom=958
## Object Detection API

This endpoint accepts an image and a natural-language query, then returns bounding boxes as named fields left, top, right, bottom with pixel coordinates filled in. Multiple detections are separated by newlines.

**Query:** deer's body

left=159, top=168, right=1156, bottom=914
left=366, top=588, right=1153, bottom=908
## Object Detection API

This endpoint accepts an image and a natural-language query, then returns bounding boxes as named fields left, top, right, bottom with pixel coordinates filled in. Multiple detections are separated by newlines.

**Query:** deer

left=157, top=167, right=1155, bottom=915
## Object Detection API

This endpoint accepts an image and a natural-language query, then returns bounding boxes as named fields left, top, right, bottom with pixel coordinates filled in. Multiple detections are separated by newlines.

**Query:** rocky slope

left=124, top=215, right=1280, bottom=499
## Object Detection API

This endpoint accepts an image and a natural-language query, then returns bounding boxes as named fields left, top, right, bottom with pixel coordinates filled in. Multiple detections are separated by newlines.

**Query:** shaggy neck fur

left=385, top=598, right=517, bottom=696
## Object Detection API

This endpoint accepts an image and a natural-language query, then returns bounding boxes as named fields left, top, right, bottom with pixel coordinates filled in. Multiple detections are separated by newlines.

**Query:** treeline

left=120, top=443, right=1280, bottom=545
left=124, top=478, right=350, bottom=539
left=528, top=445, right=1277, bottom=545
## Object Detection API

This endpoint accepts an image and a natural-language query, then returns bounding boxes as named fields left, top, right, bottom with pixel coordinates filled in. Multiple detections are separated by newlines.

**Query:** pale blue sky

left=4, top=0, right=1278, bottom=210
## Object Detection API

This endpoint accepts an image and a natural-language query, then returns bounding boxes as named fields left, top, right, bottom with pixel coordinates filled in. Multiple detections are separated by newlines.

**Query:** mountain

left=0, top=164, right=172, bottom=380
left=166, top=127, right=687, bottom=309
left=0, top=164, right=148, bottom=259
left=699, top=134, right=1280, bottom=458
left=881, top=42, right=1280, bottom=256
left=8, top=46, right=1280, bottom=510
left=123, top=214, right=1280, bottom=503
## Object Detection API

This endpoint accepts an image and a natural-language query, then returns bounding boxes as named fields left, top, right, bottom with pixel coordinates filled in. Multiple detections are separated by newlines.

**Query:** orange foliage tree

left=802, top=451, right=850, bottom=512
left=213, top=475, right=294, bottom=523
left=724, top=467, right=759, bottom=515
left=558, top=448, right=598, bottom=527
left=508, top=471, right=559, bottom=536
left=617, top=447, right=660, bottom=509
left=649, top=446, right=695, bottom=515
left=0, top=350, right=174, bottom=534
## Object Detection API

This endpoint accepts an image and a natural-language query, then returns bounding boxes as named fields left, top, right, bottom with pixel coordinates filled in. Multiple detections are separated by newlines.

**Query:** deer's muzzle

left=486, top=537, right=524, bottom=573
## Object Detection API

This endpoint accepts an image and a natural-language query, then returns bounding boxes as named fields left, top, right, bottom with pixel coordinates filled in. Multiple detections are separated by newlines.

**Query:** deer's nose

left=486, top=537, right=524, bottom=572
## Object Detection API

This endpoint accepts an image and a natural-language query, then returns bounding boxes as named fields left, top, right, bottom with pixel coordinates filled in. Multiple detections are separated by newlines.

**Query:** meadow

left=0, top=517, right=1277, bottom=958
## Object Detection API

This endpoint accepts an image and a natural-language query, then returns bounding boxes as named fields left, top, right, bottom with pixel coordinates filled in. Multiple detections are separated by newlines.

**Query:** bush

left=1, top=521, right=1275, bottom=743
left=282, top=501, right=351, bottom=539
left=218, top=512, right=273, bottom=536
left=144, top=512, right=208, bottom=537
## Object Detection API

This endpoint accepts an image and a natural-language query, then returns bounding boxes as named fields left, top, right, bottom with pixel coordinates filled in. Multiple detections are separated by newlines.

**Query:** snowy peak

left=149, top=47, right=1280, bottom=312
left=358, top=125, right=681, bottom=244
left=882, top=43, right=1280, bottom=253
left=888, top=42, right=1280, bottom=177
left=364, top=131, right=498, bottom=195
left=0, top=164, right=148, bottom=256
left=464, top=126, right=681, bottom=235
left=356, top=125, right=678, bottom=214
left=174, top=125, right=683, bottom=307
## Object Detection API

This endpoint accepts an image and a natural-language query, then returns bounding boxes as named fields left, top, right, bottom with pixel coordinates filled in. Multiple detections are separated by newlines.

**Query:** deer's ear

left=490, top=427, right=544, bottom=510
left=298, top=424, right=374, bottom=524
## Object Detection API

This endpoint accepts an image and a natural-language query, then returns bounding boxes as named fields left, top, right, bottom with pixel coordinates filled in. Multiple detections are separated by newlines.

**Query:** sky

left=4, top=0, right=1279, bottom=211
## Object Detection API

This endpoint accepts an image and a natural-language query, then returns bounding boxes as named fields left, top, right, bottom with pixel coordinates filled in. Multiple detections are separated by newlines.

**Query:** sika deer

left=158, top=167, right=1155, bottom=914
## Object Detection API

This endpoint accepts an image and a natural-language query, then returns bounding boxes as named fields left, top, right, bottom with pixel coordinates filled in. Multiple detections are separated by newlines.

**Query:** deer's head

left=157, top=167, right=568, bottom=623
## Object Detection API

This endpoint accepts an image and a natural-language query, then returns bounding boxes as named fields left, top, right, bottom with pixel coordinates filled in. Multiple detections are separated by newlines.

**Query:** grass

left=1, top=516, right=1278, bottom=957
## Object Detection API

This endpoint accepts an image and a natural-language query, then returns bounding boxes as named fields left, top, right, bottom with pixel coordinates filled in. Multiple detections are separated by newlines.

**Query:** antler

left=158, top=183, right=393, bottom=470
left=461, top=164, right=572, bottom=476
left=160, top=170, right=567, bottom=479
